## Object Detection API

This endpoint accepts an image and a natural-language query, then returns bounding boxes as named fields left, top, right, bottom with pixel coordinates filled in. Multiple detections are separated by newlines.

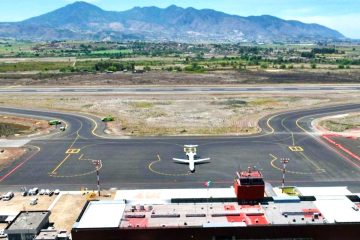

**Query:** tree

left=144, top=66, right=151, bottom=71
left=260, top=63, right=268, bottom=69
left=107, top=66, right=117, bottom=72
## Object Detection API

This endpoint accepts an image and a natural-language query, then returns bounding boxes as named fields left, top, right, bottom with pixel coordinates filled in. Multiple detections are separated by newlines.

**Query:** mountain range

left=0, top=1, right=346, bottom=42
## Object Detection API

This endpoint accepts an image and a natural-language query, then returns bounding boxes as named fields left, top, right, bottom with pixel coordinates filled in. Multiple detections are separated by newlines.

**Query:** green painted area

left=101, top=116, right=114, bottom=122
left=282, top=187, right=300, bottom=196
left=48, top=120, right=62, bottom=125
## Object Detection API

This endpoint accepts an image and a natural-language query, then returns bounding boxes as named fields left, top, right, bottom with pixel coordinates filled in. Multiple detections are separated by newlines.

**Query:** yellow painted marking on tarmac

left=266, top=114, right=275, bottom=134
left=49, top=120, right=83, bottom=175
left=280, top=116, right=296, bottom=146
left=288, top=146, right=304, bottom=152
left=293, top=104, right=358, bottom=134
left=50, top=162, right=103, bottom=178
left=66, top=148, right=81, bottom=154
left=298, top=151, right=325, bottom=172
left=295, top=117, right=308, bottom=133
left=50, top=154, right=71, bottom=175
left=148, top=154, right=192, bottom=176
left=73, top=113, right=102, bottom=138
left=269, top=154, right=324, bottom=175
left=50, top=152, right=103, bottom=178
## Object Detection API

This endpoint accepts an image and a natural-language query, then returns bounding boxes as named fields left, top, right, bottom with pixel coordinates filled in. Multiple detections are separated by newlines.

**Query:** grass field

left=321, top=113, right=360, bottom=132
left=90, top=49, right=132, bottom=55
left=0, top=40, right=36, bottom=55
left=0, top=61, right=73, bottom=72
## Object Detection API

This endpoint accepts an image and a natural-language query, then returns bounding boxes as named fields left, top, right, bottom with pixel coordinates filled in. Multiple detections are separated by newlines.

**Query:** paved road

left=0, top=85, right=360, bottom=94
left=0, top=104, right=360, bottom=192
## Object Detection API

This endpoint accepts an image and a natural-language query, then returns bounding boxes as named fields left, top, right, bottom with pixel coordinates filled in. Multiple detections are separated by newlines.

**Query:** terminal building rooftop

left=5, top=211, right=51, bottom=240
left=72, top=170, right=360, bottom=240
left=74, top=190, right=359, bottom=229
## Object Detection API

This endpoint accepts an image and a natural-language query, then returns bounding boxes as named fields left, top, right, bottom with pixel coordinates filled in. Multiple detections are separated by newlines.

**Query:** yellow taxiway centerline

left=50, top=154, right=71, bottom=175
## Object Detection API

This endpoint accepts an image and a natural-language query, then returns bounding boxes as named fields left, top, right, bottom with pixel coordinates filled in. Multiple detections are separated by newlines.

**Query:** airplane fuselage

left=186, top=152, right=196, bottom=172
left=172, top=145, right=210, bottom=172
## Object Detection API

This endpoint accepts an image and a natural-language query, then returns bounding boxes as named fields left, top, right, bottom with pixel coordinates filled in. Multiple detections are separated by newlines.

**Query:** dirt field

left=0, top=148, right=27, bottom=170
left=1, top=91, right=359, bottom=136
left=0, top=192, right=87, bottom=233
left=0, top=69, right=360, bottom=86
left=0, top=114, right=51, bottom=137
left=320, top=113, right=360, bottom=132
left=50, top=194, right=87, bottom=231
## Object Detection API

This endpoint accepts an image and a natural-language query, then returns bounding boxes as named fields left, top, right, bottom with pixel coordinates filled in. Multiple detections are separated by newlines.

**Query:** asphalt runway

left=0, top=85, right=360, bottom=94
left=1, top=104, right=360, bottom=192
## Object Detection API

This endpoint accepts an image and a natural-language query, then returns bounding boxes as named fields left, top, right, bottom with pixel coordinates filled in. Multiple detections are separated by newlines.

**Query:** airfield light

left=92, top=160, right=102, bottom=196
left=281, top=158, right=290, bottom=193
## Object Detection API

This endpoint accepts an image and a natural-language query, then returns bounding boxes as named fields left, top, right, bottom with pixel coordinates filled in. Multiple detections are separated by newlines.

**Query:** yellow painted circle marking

left=148, top=155, right=192, bottom=176
left=269, top=154, right=325, bottom=175
left=49, top=161, right=102, bottom=178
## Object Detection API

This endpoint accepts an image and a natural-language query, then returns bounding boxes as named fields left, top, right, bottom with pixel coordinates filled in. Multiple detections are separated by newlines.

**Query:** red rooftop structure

left=234, top=167, right=265, bottom=201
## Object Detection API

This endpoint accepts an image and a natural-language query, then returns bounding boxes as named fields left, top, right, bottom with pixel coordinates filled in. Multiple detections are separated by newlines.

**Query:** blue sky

left=0, top=0, right=359, bottom=38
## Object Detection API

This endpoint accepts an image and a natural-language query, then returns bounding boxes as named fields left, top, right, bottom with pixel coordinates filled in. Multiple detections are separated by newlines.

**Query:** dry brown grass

left=0, top=148, right=27, bottom=170
left=0, top=91, right=359, bottom=136
left=0, top=114, right=51, bottom=136
left=320, top=113, right=360, bottom=132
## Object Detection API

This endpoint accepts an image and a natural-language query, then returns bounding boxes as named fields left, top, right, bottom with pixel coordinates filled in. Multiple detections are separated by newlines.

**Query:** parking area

left=0, top=188, right=116, bottom=234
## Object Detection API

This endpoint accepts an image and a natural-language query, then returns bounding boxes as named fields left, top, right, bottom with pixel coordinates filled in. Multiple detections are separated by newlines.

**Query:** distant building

left=5, top=211, right=51, bottom=240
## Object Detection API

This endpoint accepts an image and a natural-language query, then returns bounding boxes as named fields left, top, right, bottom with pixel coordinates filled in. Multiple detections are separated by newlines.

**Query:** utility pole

left=92, top=160, right=102, bottom=196
left=281, top=158, right=289, bottom=193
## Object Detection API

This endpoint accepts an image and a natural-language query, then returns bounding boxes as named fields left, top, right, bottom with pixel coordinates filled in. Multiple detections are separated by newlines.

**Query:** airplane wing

left=194, top=158, right=210, bottom=163
left=173, top=158, right=190, bottom=163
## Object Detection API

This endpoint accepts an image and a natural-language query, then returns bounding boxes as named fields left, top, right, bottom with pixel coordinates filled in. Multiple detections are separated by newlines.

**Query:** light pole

left=92, top=160, right=102, bottom=196
left=281, top=158, right=289, bottom=193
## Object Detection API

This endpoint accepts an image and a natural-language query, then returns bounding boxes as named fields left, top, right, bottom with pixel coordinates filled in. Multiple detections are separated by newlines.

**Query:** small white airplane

left=173, top=145, right=210, bottom=172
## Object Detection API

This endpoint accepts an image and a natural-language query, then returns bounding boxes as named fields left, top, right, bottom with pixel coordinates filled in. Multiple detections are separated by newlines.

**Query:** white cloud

left=286, top=14, right=360, bottom=39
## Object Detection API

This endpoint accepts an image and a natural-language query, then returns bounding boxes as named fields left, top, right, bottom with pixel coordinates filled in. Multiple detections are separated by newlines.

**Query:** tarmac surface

left=0, top=85, right=360, bottom=94
left=0, top=104, right=360, bottom=192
